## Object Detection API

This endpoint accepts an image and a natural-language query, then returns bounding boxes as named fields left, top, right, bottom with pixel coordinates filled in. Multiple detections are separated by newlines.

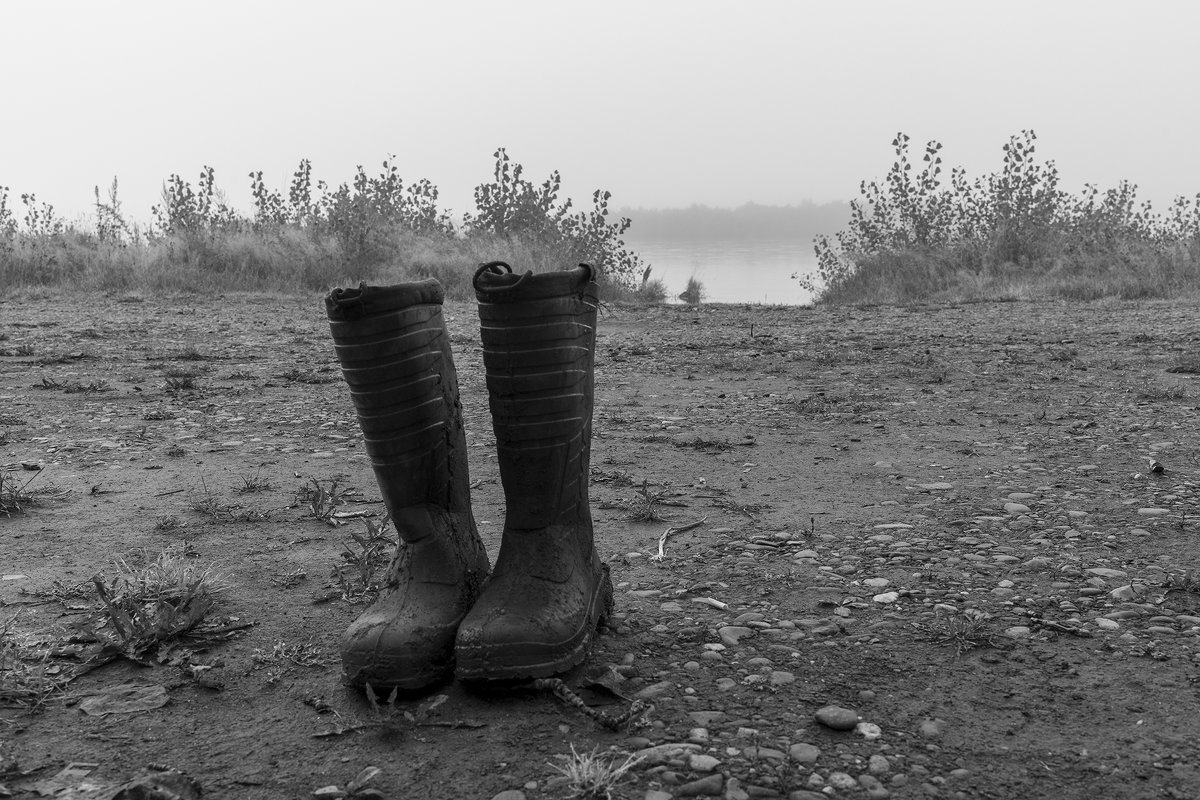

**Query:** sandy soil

left=2, top=292, right=1200, bottom=800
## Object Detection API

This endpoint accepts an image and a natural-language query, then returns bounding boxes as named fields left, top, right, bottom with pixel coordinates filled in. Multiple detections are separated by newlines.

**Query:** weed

left=270, top=567, right=308, bottom=588
left=333, top=517, right=396, bottom=600
left=1163, top=569, right=1200, bottom=595
left=299, top=477, right=355, bottom=524
left=0, top=614, right=62, bottom=713
left=0, top=470, right=62, bottom=515
left=235, top=471, right=273, bottom=494
left=165, top=445, right=187, bottom=457
left=15, top=344, right=33, bottom=356
left=0, top=414, right=24, bottom=425
left=91, top=545, right=230, bottom=661
left=155, top=514, right=186, bottom=531
left=1139, top=384, right=1187, bottom=401
left=165, top=375, right=199, bottom=391
left=190, top=493, right=268, bottom=523
left=625, top=480, right=669, bottom=523
left=918, top=611, right=996, bottom=656
left=252, top=639, right=325, bottom=668
left=548, top=745, right=644, bottom=800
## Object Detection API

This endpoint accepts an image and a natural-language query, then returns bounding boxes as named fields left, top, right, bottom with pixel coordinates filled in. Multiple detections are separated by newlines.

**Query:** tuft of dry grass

left=91, top=546, right=231, bottom=660
left=548, top=745, right=644, bottom=800
left=0, top=614, right=63, bottom=713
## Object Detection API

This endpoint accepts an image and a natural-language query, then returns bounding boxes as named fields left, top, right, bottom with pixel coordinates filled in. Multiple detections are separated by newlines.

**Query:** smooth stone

left=1094, top=618, right=1120, bottom=630
left=788, top=792, right=827, bottom=800
left=1137, top=508, right=1170, bottom=516
left=1147, top=626, right=1176, bottom=635
left=661, top=601, right=685, bottom=612
left=1007, top=492, right=1037, bottom=501
left=1005, top=626, right=1032, bottom=638
left=490, top=792, right=526, bottom=800
left=718, top=626, right=755, bottom=646
left=635, top=681, right=676, bottom=699
left=815, top=705, right=859, bottom=730
left=873, top=592, right=900, bottom=604
left=916, top=483, right=953, bottom=490
left=789, top=743, right=821, bottom=764
left=919, top=718, right=945, bottom=738
left=868, top=754, right=891, bottom=774
left=770, top=671, right=796, bottom=685
left=689, top=711, right=727, bottom=726
left=1087, top=567, right=1128, bottom=579
left=827, top=772, right=858, bottom=790
left=1003, top=502, right=1031, bottom=514
left=688, top=754, right=721, bottom=772
left=635, top=743, right=703, bottom=764
left=742, top=746, right=787, bottom=761
left=863, top=578, right=890, bottom=588
left=675, top=773, right=724, bottom=796
left=645, top=792, right=673, bottom=800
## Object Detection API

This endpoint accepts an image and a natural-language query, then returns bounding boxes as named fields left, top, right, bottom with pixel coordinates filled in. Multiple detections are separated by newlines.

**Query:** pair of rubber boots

left=324, top=262, right=612, bottom=691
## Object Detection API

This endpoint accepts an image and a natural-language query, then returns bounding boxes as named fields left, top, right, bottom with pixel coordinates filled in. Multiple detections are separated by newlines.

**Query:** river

left=625, top=238, right=817, bottom=305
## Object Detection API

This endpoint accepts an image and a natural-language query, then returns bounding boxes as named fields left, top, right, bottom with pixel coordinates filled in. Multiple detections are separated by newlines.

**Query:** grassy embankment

left=0, top=150, right=665, bottom=302
left=798, top=131, right=1200, bottom=304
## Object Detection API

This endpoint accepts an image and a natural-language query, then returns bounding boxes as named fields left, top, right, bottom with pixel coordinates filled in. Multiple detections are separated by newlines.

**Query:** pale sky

left=2, top=0, right=1197, bottom=226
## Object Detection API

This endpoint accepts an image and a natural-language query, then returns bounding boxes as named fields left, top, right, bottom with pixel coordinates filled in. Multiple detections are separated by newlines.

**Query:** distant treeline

left=618, top=201, right=850, bottom=241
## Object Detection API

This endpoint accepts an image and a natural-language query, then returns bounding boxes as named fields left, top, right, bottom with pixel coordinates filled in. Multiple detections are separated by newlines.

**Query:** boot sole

left=456, top=565, right=614, bottom=682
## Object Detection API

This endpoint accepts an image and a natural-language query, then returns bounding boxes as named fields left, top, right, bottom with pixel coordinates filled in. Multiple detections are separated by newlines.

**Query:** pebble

left=1004, top=626, right=1032, bottom=638
left=718, top=626, right=755, bottom=646
left=1086, top=567, right=1128, bottom=579
left=916, top=483, right=953, bottom=490
left=689, top=711, right=726, bottom=726
left=789, top=743, right=821, bottom=764
left=873, top=592, right=900, bottom=604
left=828, top=772, right=859, bottom=790
left=490, top=792, right=526, bottom=800
left=675, top=773, right=723, bottom=796
left=688, top=754, right=721, bottom=772
left=919, top=718, right=945, bottom=738
left=770, top=671, right=796, bottom=686
left=1003, top=502, right=1031, bottom=514
left=1094, top=617, right=1120, bottom=630
left=644, top=791, right=673, bottom=800
left=863, top=578, right=890, bottom=588
left=1137, top=508, right=1170, bottom=516
left=869, top=754, right=891, bottom=774
left=815, top=705, right=859, bottom=730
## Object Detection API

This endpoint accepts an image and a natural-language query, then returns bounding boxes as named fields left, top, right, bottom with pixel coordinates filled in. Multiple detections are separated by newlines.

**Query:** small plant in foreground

left=0, top=613, right=62, bottom=713
left=333, top=517, right=396, bottom=600
left=91, top=545, right=231, bottom=661
left=548, top=745, right=644, bottom=800
left=1, top=471, right=39, bottom=515
left=623, top=480, right=669, bottom=523
left=251, top=639, right=325, bottom=668
left=235, top=471, right=273, bottom=494
left=299, top=477, right=356, bottom=524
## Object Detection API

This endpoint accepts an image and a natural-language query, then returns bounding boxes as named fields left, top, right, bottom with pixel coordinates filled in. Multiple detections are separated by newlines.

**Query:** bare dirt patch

left=3, top=293, right=1200, bottom=799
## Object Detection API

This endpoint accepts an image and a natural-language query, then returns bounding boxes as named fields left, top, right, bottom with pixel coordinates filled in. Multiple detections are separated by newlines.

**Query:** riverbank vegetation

left=798, top=130, right=1200, bottom=304
left=0, top=150, right=658, bottom=301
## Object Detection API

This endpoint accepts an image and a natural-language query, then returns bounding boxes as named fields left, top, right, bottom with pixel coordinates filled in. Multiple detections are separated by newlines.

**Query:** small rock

left=490, top=792, right=526, bottom=800
left=868, top=754, right=891, bottom=774
left=863, top=578, right=890, bottom=588
left=815, top=705, right=859, bottom=730
left=688, top=711, right=727, bottom=726
left=635, top=681, right=675, bottom=700
left=688, top=754, right=721, bottom=772
left=855, top=721, right=882, bottom=740
left=918, top=718, right=945, bottom=738
left=718, top=626, right=755, bottom=646
left=948, top=768, right=971, bottom=780
left=1094, top=617, right=1120, bottom=631
left=827, top=772, right=858, bottom=790
left=872, top=592, right=900, bottom=604
left=770, top=671, right=796, bottom=686
left=644, top=791, right=673, bottom=800
left=675, top=772, right=724, bottom=796
left=916, top=483, right=953, bottom=490
left=789, top=743, right=821, bottom=764
left=1087, top=567, right=1128, bottom=579
left=1004, top=626, right=1032, bottom=639
left=1137, top=508, right=1170, bottom=516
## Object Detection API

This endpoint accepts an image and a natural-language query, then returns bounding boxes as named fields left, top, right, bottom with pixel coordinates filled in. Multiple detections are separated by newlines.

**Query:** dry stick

left=650, top=516, right=707, bottom=562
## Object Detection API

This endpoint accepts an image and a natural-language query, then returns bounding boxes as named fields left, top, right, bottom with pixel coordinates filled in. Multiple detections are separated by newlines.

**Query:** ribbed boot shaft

left=327, top=295, right=466, bottom=522
left=475, top=266, right=598, bottom=531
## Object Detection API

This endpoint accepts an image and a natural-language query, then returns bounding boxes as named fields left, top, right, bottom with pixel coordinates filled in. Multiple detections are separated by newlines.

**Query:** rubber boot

left=454, top=262, right=613, bottom=681
left=325, top=280, right=490, bottom=691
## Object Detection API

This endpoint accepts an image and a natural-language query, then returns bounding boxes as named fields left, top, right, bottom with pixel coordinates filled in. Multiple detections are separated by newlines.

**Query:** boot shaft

left=326, top=281, right=473, bottom=526
left=474, top=263, right=598, bottom=531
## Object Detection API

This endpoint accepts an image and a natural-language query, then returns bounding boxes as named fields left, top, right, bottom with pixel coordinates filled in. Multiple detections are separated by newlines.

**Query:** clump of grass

left=142, top=408, right=177, bottom=421
left=235, top=471, right=273, bottom=494
left=333, top=518, right=396, bottom=601
left=190, top=492, right=268, bottom=523
left=623, top=480, right=670, bottom=523
left=0, top=614, right=62, bottom=713
left=164, top=375, right=199, bottom=392
left=299, top=477, right=356, bottom=524
left=91, top=546, right=231, bottom=661
left=0, top=470, right=63, bottom=516
left=1139, top=384, right=1187, bottom=401
left=919, top=611, right=996, bottom=656
left=548, top=745, right=644, bottom=800
left=252, top=639, right=325, bottom=668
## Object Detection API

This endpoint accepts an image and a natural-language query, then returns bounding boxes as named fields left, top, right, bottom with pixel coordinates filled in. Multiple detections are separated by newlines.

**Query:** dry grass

left=548, top=745, right=644, bottom=800
left=0, top=614, right=63, bottom=713
left=91, top=546, right=231, bottom=660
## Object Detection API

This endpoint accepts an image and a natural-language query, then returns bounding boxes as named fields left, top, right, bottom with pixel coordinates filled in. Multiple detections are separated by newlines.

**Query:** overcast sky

left=2, top=1, right=1197, bottom=226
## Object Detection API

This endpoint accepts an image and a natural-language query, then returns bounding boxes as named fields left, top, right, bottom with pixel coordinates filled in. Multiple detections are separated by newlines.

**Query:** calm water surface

left=628, top=239, right=816, bottom=305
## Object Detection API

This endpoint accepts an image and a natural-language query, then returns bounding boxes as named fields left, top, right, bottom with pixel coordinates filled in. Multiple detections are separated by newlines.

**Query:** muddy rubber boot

left=325, top=281, right=490, bottom=691
left=454, top=262, right=613, bottom=682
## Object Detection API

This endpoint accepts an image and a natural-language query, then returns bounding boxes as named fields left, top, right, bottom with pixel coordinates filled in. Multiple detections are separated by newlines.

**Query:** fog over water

left=629, top=240, right=816, bottom=306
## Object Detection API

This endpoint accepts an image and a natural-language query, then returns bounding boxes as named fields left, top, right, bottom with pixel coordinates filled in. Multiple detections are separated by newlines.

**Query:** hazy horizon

left=2, top=1, right=1198, bottom=231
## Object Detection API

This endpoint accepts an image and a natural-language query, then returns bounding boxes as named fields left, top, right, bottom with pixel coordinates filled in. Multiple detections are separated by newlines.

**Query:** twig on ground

left=649, top=516, right=707, bottom=562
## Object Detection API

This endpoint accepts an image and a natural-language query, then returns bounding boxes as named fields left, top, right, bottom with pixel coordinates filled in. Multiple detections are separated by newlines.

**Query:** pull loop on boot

left=326, top=281, right=490, bottom=691
left=455, top=263, right=614, bottom=681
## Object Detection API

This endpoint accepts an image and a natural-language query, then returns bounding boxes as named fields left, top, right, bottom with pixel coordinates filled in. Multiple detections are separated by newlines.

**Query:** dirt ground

left=3, top=291, right=1200, bottom=800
